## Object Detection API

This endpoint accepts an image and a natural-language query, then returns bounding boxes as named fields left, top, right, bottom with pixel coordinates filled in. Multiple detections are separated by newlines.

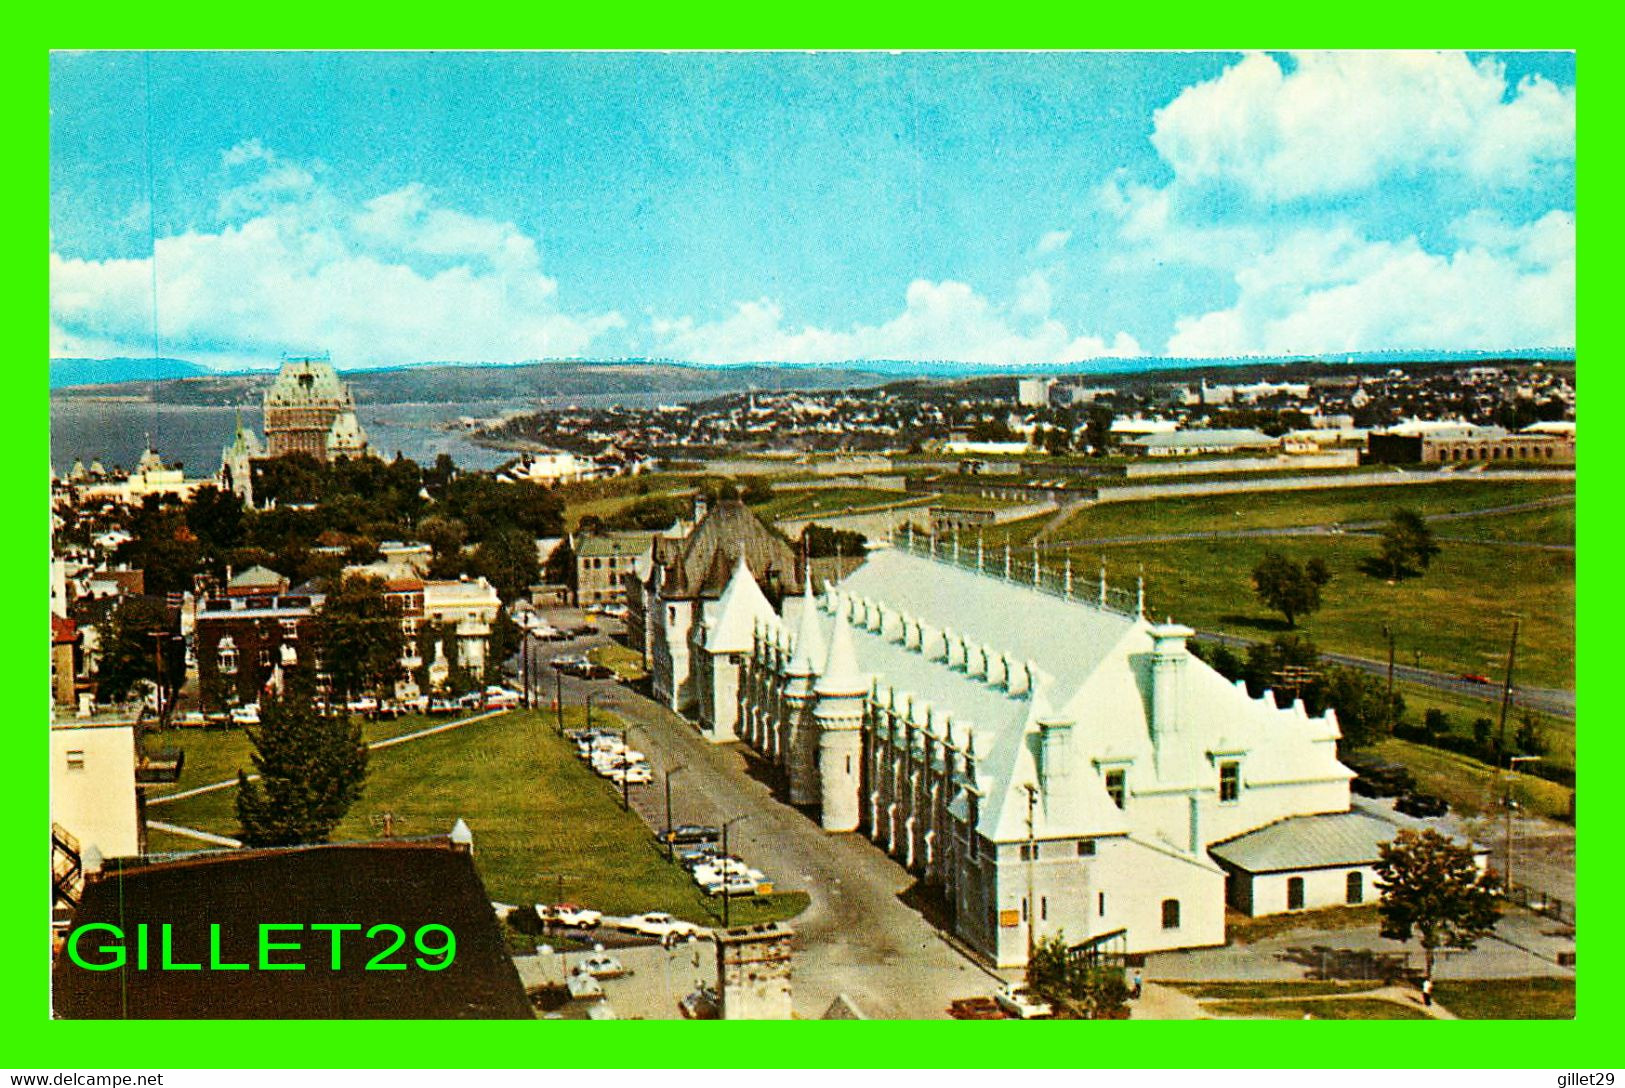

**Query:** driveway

left=521, top=629, right=994, bottom=1019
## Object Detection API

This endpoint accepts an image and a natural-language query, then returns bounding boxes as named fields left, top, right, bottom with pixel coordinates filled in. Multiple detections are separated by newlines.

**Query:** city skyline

left=50, top=51, right=1575, bottom=371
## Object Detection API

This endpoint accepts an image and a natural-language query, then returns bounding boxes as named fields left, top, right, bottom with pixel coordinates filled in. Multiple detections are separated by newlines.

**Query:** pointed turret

left=786, top=570, right=826, bottom=677
left=814, top=601, right=867, bottom=832
left=815, top=601, right=868, bottom=698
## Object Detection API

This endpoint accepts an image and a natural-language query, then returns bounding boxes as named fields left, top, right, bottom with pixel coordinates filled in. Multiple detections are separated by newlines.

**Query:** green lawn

left=150, top=708, right=809, bottom=928
left=1433, top=501, right=1575, bottom=547
left=1067, top=534, right=1572, bottom=690
left=1203, top=998, right=1429, bottom=1020
left=589, top=641, right=648, bottom=682
left=1433, top=977, right=1574, bottom=1019
left=1054, top=479, right=1574, bottom=541
left=1389, top=679, right=1573, bottom=773
left=1224, top=904, right=1379, bottom=945
left=1371, top=738, right=1572, bottom=821
left=749, top=487, right=922, bottom=522
left=145, top=715, right=436, bottom=797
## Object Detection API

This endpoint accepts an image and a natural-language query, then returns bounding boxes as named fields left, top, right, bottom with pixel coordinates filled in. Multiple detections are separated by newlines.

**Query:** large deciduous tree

left=1378, top=508, right=1441, bottom=580
left=1251, top=551, right=1332, bottom=627
left=235, top=671, right=368, bottom=847
left=311, top=574, right=406, bottom=702
left=1374, top=828, right=1501, bottom=983
left=474, top=527, right=541, bottom=603
left=95, top=596, right=186, bottom=706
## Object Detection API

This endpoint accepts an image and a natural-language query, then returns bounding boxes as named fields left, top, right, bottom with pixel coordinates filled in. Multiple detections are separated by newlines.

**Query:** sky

left=48, top=51, right=1576, bottom=371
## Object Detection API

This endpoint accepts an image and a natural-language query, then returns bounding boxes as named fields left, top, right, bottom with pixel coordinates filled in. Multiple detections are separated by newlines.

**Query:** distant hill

left=50, top=357, right=212, bottom=389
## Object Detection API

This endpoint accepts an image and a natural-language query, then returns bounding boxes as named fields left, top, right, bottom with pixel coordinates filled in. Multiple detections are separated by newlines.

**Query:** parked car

left=1459, top=673, right=1493, bottom=685
left=538, top=903, right=603, bottom=929
left=659, top=825, right=721, bottom=846
left=398, top=695, right=430, bottom=714
left=1395, top=792, right=1449, bottom=818
left=428, top=696, right=460, bottom=715
left=679, top=983, right=719, bottom=1020
left=993, top=983, right=1054, bottom=1020
left=618, top=912, right=706, bottom=940
left=484, top=687, right=523, bottom=710
left=678, top=846, right=728, bottom=871
left=229, top=704, right=261, bottom=726
left=566, top=972, right=604, bottom=1000
left=580, top=661, right=616, bottom=680
left=606, top=764, right=653, bottom=786
left=346, top=696, right=379, bottom=715
left=573, top=953, right=628, bottom=979
left=456, top=691, right=485, bottom=709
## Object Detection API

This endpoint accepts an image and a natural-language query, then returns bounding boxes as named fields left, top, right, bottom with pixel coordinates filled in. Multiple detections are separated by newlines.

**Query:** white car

left=229, top=704, right=261, bottom=726
left=699, top=874, right=765, bottom=897
left=603, top=764, right=653, bottom=785
left=484, top=687, right=523, bottom=709
left=538, top=903, right=603, bottom=929
left=347, top=696, right=379, bottom=715
left=573, top=953, right=628, bottom=979
left=618, top=912, right=706, bottom=940
left=993, top=983, right=1054, bottom=1020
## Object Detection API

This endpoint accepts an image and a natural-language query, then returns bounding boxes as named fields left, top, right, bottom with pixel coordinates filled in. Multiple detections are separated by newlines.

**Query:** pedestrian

left=1131, top=969, right=1143, bottom=1000
left=1421, top=977, right=1433, bottom=1007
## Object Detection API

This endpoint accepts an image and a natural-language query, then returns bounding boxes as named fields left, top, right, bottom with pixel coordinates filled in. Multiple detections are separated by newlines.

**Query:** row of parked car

left=552, top=654, right=615, bottom=679
left=533, top=903, right=708, bottom=942
left=175, top=685, right=527, bottom=729
left=568, top=727, right=653, bottom=785
left=1346, top=755, right=1450, bottom=818
left=660, top=826, right=773, bottom=897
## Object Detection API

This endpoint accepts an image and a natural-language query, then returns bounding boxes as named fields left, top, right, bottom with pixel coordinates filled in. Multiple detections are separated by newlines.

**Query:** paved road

left=522, top=628, right=994, bottom=1019
left=1191, top=631, right=1574, bottom=720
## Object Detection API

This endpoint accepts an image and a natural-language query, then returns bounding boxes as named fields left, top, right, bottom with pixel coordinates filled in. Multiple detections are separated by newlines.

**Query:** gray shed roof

left=1210, top=811, right=1412, bottom=874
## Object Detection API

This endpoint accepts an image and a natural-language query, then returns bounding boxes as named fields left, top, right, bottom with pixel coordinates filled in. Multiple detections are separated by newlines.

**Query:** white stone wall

left=1245, top=865, right=1376, bottom=917
left=50, top=724, right=140, bottom=861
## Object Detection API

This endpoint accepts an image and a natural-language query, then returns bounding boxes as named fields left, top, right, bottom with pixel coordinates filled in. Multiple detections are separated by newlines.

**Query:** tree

left=474, top=527, right=541, bottom=603
left=738, top=475, right=775, bottom=505
left=1250, top=551, right=1332, bottom=627
left=1514, top=710, right=1548, bottom=756
left=1084, top=404, right=1114, bottom=456
left=1423, top=707, right=1450, bottom=740
left=95, top=596, right=186, bottom=706
left=235, top=671, right=368, bottom=847
left=1044, top=425, right=1072, bottom=457
left=1320, top=664, right=1403, bottom=750
left=311, top=574, right=406, bottom=702
left=1027, top=933, right=1129, bottom=1019
left=1374, top=828, right=1501, bottom=983
left=1378, top=509, right=1441, bottom=580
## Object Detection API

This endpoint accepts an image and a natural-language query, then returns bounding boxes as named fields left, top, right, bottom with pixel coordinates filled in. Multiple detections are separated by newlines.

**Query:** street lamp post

left=720, top=815, right=750, bottom=929
left=664, top=764, right=688, bottom=861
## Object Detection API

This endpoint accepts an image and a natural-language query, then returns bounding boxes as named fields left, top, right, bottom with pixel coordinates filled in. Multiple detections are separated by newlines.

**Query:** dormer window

left=1219, top=760, right=1241, bottom=803
left=1104, top=768, right=1126, bottom=809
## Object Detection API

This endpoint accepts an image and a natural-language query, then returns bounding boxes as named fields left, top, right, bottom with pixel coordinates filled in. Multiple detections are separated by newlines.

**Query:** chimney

left=1148, top=622, right=1194, bottom=738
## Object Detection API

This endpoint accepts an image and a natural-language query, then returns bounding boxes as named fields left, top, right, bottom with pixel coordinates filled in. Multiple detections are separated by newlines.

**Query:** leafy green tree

left=1084, top=405, right=1114, bottom=456
left=1251, top=550, right=1332, bottom=627
left=1320, top=665, right=1403, bottom=749
left=1374, top=828, right=1501, bottom=983
left=114, top=495, right=203, bottom=597
left=311, top=574, right=406, bottom=702
left=1514, top=710, right=1548, bottom=756
left=1378, top=508, right=1441, bottom=580
left=474, top=527, right=541, bottom=603
left=802, top=524, right=869, bottom=559
left=1423, top=707, right=1450, bottom=740
left=184, top=484, right=247, bottom=574
left=1027, top=933, right=1130, bottom=1019
left=235, top=671, right=368, bottom=847
left=738, top=475, right=775, bottom=505
left=1043, top=424, right=1072, bottom=456
left=417, top=515, right=469, bottom=578
left=95, top=596, right=186, bottom=705
left=1472, top=716, right=1493, bottom=749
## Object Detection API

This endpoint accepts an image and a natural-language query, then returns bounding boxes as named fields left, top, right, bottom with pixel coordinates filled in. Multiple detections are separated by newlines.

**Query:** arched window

left=1346, top=871, right=1364, bottom=904
left=218, top=636, right=238, bottom=675
left=1161, top=898, right=1180, bottom=929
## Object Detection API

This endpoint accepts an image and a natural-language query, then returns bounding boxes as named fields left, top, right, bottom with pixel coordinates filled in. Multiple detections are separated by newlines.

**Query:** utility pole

left=1023, top=782, right=1039, bottom=969
left=555, top=667, right=564, bottom=735
left=1496, top=618, right=1521, bottom=763
left=620, top=723, right=633, bottom=811
left=521, top=631, right=532, bottom=709
left=664, top=764, right=688, bottom=861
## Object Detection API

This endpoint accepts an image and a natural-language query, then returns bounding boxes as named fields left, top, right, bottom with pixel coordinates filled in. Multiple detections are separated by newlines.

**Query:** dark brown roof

left=54, top=840, right=531, bottom=1020
left=661, top=501, right=797, bottom=601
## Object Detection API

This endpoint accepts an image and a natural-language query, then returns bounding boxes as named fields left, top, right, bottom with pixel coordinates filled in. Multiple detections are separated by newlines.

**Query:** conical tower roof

left=815, top=596, right=868, bottom=697
left=705, top=555, right=777, bottom=653
left=786, top=569, right=826, bottom=677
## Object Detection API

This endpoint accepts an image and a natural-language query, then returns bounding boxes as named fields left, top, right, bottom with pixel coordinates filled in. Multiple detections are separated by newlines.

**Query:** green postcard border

left=9, top=8, right=1610, bottom=1070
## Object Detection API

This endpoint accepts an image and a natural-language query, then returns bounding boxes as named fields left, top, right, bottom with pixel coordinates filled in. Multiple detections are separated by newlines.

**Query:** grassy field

left=1069, top=534, right=1572, bottom=690
left=749, top=487, right=921, bottom=522
left=1224, top=904, right=1379, bottom=945
left=1371, top=738, right=1572, bottom=821
left=1433, top=977, right=1574, bottom=1019
left=589, top=641, right=648, bottom=682
left=1055, top=479, right=1574, bottom=541
left=1203, top=997, right=1429, bottom=1020
left=150, top=708, right=809, bottom=927
left=1388, top=679, right=1573, bottom=772
left=145, top=715, right=440, bottom=796
left=1434, top=501, right=1575, bottom=547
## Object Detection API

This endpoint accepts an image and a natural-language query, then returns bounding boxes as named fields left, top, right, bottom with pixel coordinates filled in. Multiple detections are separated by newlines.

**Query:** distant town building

left=422, top=576, right=501, bottom=676
left=1118, top=428, right=1277, bottom=457
left=194, top=566, right=319, bottom=711
left=573, top=530, right=661, bottom=607
left=1364, top=422, right=1574, bottom=466
left=262, top=355, right=368, bottom=463
left=1016, top=378, right=1056, bottom=408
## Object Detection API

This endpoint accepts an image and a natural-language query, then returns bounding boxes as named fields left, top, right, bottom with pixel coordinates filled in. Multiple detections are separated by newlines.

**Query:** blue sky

left=49, top=51, right=1575, bottom=369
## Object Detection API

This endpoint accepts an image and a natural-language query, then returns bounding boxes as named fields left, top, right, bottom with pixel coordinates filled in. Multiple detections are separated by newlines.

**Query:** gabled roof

left=1209, top=811, right=1419, bottom=874
left=663, top=501, right=797, bottom=602
left=228, top=565, right=286, bottom=590
left=705, top=556, right=779, bottom=653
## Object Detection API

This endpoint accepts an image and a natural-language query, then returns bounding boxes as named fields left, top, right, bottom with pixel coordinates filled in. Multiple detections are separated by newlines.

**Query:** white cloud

left=1166, top=218, right=1574, bottom=357
left=1013, top=271, right=1052, bottom=317
left=651, top=279, right=1139, bottom=366
left=50, top=147, right=623, bottom=368
left=1151, top=52, right=1574, bottom=202
left=1033, top=229, right=1072, bottom=256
